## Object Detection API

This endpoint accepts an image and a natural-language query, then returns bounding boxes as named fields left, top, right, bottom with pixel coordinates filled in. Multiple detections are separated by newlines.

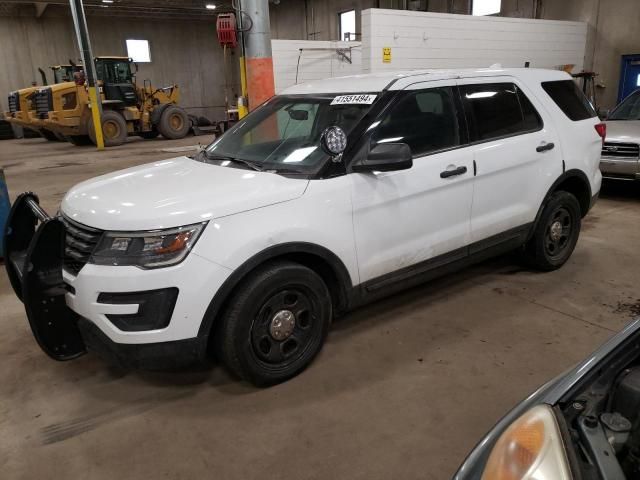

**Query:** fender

left=528, top=169, right=592, bottom=241
left=197, top=242, right=354, bottom=340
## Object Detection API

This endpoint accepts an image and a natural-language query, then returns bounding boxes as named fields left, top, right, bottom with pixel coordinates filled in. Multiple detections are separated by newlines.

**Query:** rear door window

left=541, top=80, right=597, bottom=121
left=372, top=86, right=462, bottom=157
left=460, top=83, right=543, bottom=142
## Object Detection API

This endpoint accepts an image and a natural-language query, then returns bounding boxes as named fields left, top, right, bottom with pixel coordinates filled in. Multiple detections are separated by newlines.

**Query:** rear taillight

left=595, top=123, right=606, bottom=145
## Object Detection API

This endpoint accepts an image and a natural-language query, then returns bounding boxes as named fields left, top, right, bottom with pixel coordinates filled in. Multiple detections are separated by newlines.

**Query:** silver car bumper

left=600, top=156, right=640, bottom=180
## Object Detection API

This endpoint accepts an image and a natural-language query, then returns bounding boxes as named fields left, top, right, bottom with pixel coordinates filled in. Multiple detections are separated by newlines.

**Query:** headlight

left=481, top=405, right=572, bottom=480
left=61, top=92, right=77, bottom=110
left=90, top=222, right=206, bottom=269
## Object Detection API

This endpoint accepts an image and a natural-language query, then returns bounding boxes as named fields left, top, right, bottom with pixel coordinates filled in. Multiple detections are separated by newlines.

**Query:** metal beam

left=68, top=0, right=104, bottom=149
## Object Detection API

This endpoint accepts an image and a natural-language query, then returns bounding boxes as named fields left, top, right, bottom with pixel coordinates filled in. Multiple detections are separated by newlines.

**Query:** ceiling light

left=102, top=0, right=114, bottom=3
left=205, top=4, right=216, bottom=9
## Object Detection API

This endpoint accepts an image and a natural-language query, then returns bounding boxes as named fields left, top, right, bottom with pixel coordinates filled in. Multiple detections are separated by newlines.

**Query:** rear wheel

left=157, top=105, right=190, bottom=139
left=88, top=110, right=127, bottom=147
left=522, top=191, right=582, bottom=271
left=66, top=135, right=92, bottom=146
left=214, top=261, right=332, bottom=387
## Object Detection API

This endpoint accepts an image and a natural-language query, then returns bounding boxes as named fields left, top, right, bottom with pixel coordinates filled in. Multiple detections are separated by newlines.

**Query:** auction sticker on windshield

left=331, top=94, right=377, bottom=105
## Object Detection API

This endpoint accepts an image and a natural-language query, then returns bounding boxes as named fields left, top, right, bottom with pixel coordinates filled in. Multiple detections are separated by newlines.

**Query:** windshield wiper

left=197, top=150, right=263, bottom=171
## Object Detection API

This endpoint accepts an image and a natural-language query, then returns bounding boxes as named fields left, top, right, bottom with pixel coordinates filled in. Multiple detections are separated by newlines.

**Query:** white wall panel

left=272, top=40, right=362, bottom=93
left=361, top=9, right=587, bottom=73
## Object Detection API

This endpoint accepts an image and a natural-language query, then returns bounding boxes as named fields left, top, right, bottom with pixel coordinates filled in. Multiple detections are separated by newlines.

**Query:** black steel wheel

left=213, top=261, right=331, bottom=387
left=523, top=191, right=582, bottom=271
left=544, top=206, right=573, bottom=260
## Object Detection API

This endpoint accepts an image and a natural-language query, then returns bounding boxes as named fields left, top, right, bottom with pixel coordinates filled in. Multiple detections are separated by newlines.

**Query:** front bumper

left=3, top=192, right=231, bottom=368
left=600, top=156, right=640, bottom=180
left=44, top=110, right=82, bottom=136
left=77, top=317, right=204, bottom=369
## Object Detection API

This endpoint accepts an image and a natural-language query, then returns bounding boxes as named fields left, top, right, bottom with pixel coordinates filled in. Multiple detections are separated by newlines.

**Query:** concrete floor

left=1, top=136, right=640, bottom=479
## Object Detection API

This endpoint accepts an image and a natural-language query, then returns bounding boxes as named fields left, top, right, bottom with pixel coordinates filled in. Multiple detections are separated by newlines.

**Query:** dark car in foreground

left=455, top=317, right=640, bottom=480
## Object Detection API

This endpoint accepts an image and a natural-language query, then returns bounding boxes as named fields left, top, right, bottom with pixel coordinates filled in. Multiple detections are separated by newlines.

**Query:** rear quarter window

left=460, top=83, right=543, bottom=142
left=541, top=80, right=597, bottom=121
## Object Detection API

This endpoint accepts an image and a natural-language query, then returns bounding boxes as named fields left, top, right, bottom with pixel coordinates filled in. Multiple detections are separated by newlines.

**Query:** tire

left=138, top=130, right=160, bottom=140
left=40, top=129, right=61, bottom=141
left=522, top=191, right=582, bottom=271
left=214, top=261, right=332, bottom=387
left=88, top=110, right=127, bottom=147
left=157, top=105, right=190, bottom=139
left=66, top=135, right=93, bottom=146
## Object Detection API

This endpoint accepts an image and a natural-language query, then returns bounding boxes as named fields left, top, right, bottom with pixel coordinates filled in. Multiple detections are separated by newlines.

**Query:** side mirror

left=352, top=143, right=413, bottom=173
left=287, top=109, right=309, bottom=121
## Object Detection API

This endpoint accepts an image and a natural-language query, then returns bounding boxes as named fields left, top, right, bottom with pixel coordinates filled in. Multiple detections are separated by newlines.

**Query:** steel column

left=243, top=0, right=275, bottom=110
left=69, top=0, right=104, bottom=149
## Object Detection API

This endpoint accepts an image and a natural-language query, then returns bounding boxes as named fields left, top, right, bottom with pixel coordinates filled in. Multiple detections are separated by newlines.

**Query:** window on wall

left=126, top=39, right=151, bottom=63
left=339, top=10, right=356, bottom=41
left=472, top=0, right=501, bottom=16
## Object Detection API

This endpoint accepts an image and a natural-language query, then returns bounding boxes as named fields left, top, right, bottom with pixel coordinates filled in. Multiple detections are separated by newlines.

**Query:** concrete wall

left=272, top=40, right=362, bottom=92
left=540, top=0, right=639, bottom=111
left=0, top=7, right=238, bottom=121
left=270, top=0, right=377, bottom=41
left=361, top=9, right=586, bottom=73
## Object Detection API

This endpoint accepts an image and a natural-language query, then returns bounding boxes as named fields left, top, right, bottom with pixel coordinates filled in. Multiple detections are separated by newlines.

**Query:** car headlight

left=481, top=405, right=572, bottom=480
left=89, top=222, right=206, bottom=269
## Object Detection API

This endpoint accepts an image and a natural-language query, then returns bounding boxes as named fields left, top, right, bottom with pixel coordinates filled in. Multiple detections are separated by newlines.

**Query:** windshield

left=204, top=94, right=377, bottom=174
left=609, top=90, right=640, bottom=120
left=53, top=67, right=74, bottom=84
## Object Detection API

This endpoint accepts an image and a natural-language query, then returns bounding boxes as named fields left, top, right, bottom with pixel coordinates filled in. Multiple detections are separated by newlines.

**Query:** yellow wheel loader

left=4, top=65, right=80, bottom=141
left=41, top=57, right=190, bottom=147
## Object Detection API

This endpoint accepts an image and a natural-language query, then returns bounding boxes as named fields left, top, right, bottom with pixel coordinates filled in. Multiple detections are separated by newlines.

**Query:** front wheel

left=522, top=191, right=582, bottom=271
left=157, top=105, right=190, bottom=139
left=214, top=261, right=332, bottom=387
left=88, top=110, right=127, bottom=147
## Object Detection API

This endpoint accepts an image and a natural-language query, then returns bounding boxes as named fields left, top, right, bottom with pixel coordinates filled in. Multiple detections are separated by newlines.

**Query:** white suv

left=4, top=68, right=603, bottom=386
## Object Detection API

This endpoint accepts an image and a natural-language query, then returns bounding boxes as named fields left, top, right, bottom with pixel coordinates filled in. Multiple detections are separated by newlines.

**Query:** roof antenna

left=524, top=61, right=531, bottom=68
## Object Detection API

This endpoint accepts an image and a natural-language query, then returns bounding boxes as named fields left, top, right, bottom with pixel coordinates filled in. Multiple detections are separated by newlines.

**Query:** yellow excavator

left=4, top=64, right=81, bottom=141
left=41, top=57, right=190, bottom=147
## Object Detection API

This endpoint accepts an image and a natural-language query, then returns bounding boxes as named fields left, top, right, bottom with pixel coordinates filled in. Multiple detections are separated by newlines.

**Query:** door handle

left=440, top=166, right=468, bottom=178
left=536, top=142, right=555, bottom=153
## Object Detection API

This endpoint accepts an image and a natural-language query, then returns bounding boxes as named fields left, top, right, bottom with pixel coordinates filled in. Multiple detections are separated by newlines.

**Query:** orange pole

left=243, top=0, right=275, bottom=111
left=246, top=57, right=275, bottom=109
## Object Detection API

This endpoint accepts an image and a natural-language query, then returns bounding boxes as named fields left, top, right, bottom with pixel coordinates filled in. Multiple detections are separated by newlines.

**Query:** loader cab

left=51, top=65, right=79, bottom=84
left=95, top=57, right=138, bottom=106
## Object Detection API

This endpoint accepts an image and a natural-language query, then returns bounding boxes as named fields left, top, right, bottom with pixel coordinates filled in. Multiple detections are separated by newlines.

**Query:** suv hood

left=604, top=120, right=640, bottom=143
left=61, top=156, right=309, bottom=231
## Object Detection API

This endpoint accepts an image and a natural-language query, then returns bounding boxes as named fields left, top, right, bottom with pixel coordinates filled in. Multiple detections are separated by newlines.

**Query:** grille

left=59, top=216, right=103, bottom=275
left=7, top=92, right=19, bottom=113
left=602, top=142, right=639, bottom=159
left=34, top=88, right=52, bottom=119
